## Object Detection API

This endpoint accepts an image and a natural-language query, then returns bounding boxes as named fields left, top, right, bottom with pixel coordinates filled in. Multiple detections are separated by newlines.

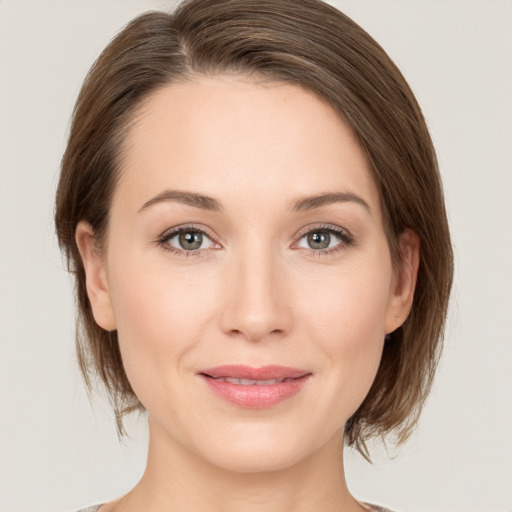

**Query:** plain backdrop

left=0, top=1, right=511, bottom=511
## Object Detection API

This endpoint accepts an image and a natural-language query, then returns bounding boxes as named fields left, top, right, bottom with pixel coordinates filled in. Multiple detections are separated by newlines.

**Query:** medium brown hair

left=55, top=0, right=453, bottom=459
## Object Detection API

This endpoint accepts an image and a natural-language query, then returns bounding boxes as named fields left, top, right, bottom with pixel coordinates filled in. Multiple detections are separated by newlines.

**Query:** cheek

left=298, top=258, right=392, bottom=412
left=301, top=256, right=392, bottom=343
left=106, top=252, right=218, bottom=400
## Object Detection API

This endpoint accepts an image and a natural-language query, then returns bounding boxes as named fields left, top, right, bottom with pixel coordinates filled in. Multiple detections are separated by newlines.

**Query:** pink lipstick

left=198, top=365, right=311, bottom=408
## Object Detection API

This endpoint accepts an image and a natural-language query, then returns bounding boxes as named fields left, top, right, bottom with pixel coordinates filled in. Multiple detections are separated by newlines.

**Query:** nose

left=219, top=241, right=292, bottom=342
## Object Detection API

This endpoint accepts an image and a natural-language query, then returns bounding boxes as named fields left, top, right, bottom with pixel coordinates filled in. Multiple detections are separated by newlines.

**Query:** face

left=77, top=75, right=417, bottom=473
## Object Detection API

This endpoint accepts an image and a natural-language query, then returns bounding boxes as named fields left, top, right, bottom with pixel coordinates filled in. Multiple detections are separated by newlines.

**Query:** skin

left=76, top=75, right=419, bottom=512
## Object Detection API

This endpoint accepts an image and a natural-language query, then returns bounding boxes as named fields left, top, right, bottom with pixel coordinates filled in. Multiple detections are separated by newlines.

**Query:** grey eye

left=298, top=230, right=341, bottom=250
left=307, top=231, right=331, bottom=250
left=180, top=231, right=202, bottom=250
left=167, top=229, right=212, bottom=251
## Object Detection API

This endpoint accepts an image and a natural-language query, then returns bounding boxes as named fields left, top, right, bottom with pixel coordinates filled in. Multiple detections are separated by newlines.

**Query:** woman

left=54, top=0, right=453, bottom=511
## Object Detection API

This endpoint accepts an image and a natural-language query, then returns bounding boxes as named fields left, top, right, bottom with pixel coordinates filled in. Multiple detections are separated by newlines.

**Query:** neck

left=112, top=416, right=364, bottom=512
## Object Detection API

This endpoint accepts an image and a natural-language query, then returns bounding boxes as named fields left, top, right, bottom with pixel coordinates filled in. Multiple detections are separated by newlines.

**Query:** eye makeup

left=155, top=222, right=355, bottom=259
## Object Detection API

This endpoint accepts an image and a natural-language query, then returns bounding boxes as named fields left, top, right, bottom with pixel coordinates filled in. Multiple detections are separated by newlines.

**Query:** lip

left=198, top=365, right=312, bottom=408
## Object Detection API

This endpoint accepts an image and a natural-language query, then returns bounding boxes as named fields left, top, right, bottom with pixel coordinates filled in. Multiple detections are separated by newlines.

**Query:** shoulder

left=74, top=503, right=396, bottom=512
left=74, top=502, right=396, bottom=512
left=364, top=504, right=398, bottom=512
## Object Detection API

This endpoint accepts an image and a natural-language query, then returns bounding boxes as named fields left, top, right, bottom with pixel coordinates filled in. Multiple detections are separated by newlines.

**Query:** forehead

left=116, top=75, right=381, bottom=218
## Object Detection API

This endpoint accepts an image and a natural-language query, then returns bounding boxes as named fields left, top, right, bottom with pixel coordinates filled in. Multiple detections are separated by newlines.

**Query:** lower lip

left=200, top=375, right=311, bottom=408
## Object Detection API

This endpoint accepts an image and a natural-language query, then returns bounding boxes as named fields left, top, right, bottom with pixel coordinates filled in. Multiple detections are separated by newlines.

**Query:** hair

left=55, top=0, right=453, bottom=459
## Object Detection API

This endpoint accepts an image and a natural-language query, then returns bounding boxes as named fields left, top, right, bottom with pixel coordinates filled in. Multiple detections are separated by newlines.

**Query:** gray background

left=0, top=1, right=511, bottom=511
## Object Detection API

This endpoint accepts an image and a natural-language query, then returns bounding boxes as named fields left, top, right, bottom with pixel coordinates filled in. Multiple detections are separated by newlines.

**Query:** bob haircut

left=55, top=0, right=453, bottom=459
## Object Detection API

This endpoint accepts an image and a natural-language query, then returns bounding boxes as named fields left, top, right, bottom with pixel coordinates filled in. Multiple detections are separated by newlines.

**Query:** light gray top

left=75, top=503, right=395, bottom=512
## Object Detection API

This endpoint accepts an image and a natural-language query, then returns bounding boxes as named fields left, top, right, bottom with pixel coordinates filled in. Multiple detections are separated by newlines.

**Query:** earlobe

left=385, top=229, right=420, bottom=334
left=75, top=221, right=116, bottom=331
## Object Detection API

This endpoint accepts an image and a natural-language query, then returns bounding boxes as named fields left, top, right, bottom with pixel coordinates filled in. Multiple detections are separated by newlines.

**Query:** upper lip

left=199, top=365, right=310, bottom=380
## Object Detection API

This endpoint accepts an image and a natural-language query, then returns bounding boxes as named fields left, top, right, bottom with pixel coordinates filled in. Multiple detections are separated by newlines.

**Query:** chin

left=189, top=422, right=323, bottom=474
left=204, top=443, right=305, bottom=474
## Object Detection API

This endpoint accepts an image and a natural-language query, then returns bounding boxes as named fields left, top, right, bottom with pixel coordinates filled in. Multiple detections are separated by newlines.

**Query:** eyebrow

left=291, top=191, right=371, bottom=213
left=139, top=190, right=223, bottom=213
left=138, top=189, right=371, bottom=214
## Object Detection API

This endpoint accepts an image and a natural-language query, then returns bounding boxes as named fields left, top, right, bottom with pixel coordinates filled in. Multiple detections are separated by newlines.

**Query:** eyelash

left=295, top=224, right=354, bottom=257
left=156, top=223, right=355, bottom=258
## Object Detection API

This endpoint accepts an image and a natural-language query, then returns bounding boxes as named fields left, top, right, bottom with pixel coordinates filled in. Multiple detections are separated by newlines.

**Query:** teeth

left=215, top=377, right=288, bottom=385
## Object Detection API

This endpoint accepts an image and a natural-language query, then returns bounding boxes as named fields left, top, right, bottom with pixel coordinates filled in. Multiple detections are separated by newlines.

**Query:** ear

left=385, top=229, right=420, bottom=334
left=75, top=221, right=116, bottom=331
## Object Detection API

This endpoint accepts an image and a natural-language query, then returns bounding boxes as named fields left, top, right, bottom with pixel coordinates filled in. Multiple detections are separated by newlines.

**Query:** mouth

left=204, top=376, right=299, bottom=385
left=197, top=365, right=312, bottom=408
left=199, top=364, right=310, bottom=380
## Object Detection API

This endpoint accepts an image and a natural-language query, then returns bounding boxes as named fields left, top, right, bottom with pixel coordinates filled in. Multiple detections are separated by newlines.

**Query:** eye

left=295, top=225, right=354, bottom=256
left=158, top=225, right=220, bottom=256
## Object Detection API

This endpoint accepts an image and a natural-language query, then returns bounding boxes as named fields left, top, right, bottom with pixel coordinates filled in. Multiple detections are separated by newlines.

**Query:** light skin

left=76, top=75, right=419, bottom=512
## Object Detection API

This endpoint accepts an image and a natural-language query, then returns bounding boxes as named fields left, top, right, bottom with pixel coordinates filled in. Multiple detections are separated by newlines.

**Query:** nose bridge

left=220, top=234, right=291, bottom=342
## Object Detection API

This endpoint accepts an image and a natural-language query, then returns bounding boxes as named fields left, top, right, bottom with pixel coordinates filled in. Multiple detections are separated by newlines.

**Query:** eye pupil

left=179, top=230, right=202, bottom=250
left=308, top=231, right=330, bottom=250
